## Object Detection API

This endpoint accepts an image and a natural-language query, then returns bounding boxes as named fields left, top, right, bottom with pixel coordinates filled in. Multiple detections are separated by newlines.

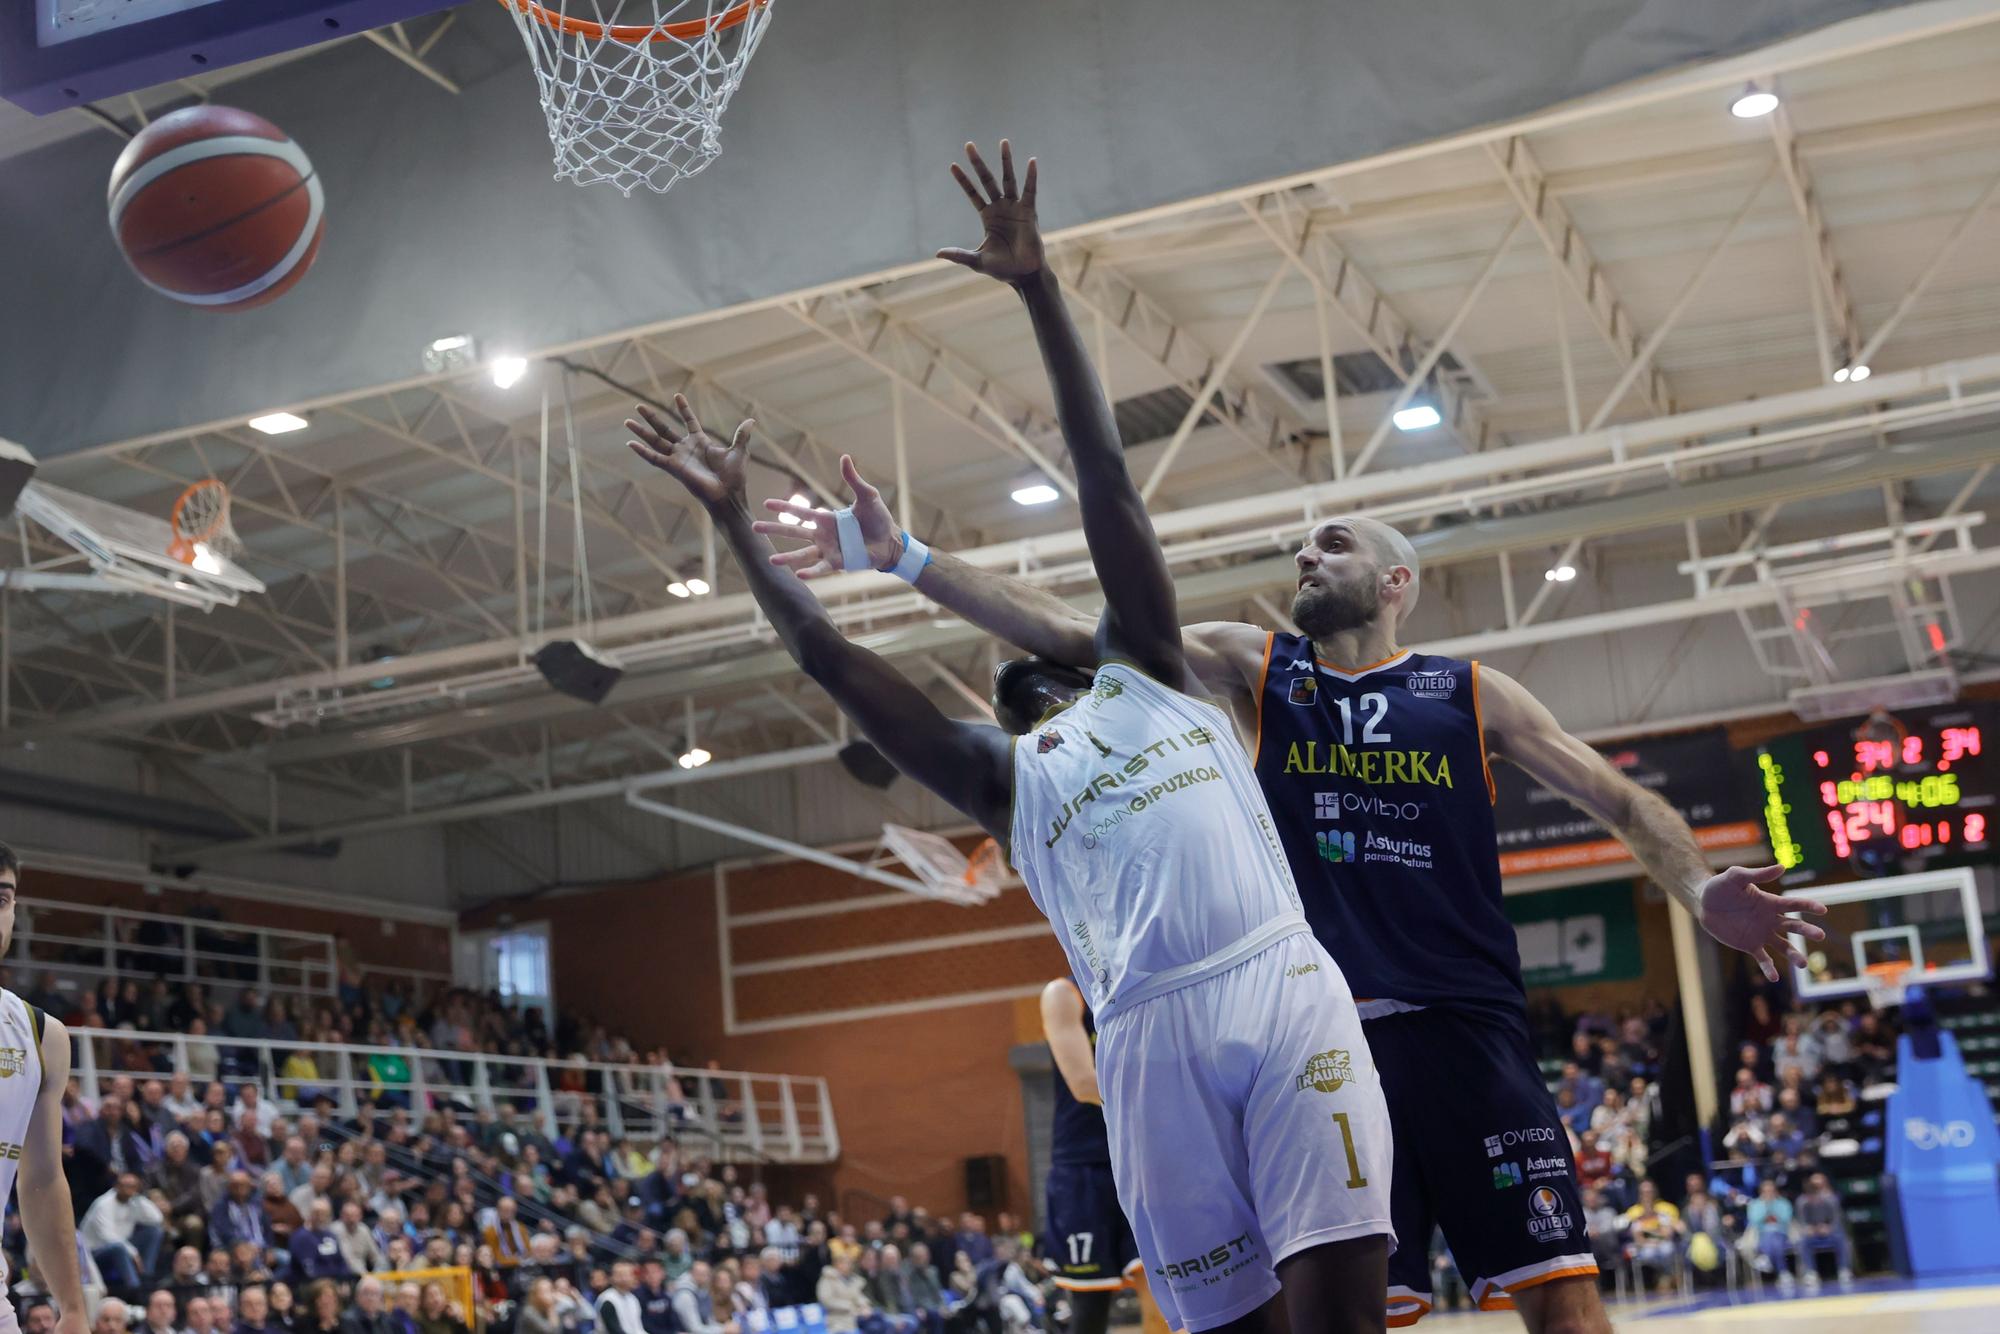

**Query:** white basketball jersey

left=0, top=990, right=44, bottom=1284
left=1009, top=660, right=1308, bottom=1022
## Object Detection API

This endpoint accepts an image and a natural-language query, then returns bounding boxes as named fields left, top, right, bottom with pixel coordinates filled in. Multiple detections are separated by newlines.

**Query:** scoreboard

left=1757, top=702, right=1994, bottom=880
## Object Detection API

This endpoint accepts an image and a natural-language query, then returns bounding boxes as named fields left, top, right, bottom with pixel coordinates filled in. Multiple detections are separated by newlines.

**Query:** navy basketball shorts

left=1364, top=1005, right=1597, bottom=1324
left=1045, top=1160, right=1143, bottom=1291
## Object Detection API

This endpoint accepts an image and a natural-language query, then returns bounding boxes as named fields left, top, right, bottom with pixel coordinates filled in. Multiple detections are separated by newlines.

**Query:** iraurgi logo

left=1485, top=1127, right=1556, bottom=1158
left=1317, top=791, right=1424, bottom=822
left=1905, top=1118, right=1977, bottom=1150
left=1406, top=670, right=1456, bottom=699
left=1525, top=1186, right=1573, bottom=1243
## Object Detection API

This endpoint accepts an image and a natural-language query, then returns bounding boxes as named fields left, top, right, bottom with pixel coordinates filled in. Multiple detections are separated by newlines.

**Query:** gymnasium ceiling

left=2, top=0, right=1999, bottom=893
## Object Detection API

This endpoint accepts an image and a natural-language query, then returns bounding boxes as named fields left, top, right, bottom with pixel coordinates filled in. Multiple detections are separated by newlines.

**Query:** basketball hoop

left=166, top=478, right=241, bottom=569
left=498, top=0, right=777, bottom=196
left=879, top=825, right=1008, bottom=906
left=1864, top=960, right=1914, bottom=1012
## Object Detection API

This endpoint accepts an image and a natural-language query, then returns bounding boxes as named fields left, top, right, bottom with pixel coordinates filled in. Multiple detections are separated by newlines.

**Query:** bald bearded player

left=762, top=489, right=1826, bottom=1333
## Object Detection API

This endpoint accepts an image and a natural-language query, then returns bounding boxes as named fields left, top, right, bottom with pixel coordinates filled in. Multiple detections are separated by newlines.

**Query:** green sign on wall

left=1503, top=882, right=1643, bottom=988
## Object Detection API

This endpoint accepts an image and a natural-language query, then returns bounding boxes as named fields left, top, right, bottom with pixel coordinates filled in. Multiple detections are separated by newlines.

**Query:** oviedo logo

left=1525, top=1186, right=1573, bottom=1243
left=1485, top=1127, right=1556, bottom=1158
left=1295, top=1049, right=1353, bottom=1094
left=1904, top=1118, right=1977, bottom=1150
left=1288, top=675, right=1318, bottom=705
left=1406, top=671, right=1455, bottom=699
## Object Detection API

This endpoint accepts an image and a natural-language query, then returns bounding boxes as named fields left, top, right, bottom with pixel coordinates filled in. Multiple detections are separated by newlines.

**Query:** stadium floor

left=1417, top=1271, right=2000, bottom=1332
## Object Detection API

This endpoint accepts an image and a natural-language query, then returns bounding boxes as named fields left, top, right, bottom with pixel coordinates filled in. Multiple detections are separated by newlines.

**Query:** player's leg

left=1239, top=933, right=1395, bottom=1334
left=1095, top=986, right=1280, bottom=1333
left=1385, top=1008, right=1608, bottom=1334
left=1507, top=1277, right=1609, bottom=1334
left=1368, top=1019, right=1439, bottom=1328
left=1276, top=1235, right=1389, bottom=1334
left=1063, top=1289, right=1115, bottom=1334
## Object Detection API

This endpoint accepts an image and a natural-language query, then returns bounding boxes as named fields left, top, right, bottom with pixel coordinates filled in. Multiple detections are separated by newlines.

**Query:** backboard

left=13, top=479, right=264, bottom=609
left=1, top=0, right=456, bottom=114
left=1788, top=867, right=1993, bottom=1008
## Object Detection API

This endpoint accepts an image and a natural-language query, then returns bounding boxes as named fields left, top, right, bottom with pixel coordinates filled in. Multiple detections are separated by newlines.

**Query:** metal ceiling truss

left=11, top=6, right=2000, bottom=870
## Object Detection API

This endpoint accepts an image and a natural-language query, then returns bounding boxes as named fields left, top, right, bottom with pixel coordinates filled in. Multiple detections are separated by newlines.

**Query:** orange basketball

left=106, top=105, right=325, bottom=312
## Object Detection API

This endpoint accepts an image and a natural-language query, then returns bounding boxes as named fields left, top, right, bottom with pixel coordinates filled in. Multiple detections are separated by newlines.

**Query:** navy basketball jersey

left=1251, top=636, right=1524, bottom=1016
left=1048, top=984, right=1111, bottom=1165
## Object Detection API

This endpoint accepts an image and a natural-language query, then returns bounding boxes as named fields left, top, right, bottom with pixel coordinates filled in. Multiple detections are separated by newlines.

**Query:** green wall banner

left=1504, top=882, right=1642, bottom=988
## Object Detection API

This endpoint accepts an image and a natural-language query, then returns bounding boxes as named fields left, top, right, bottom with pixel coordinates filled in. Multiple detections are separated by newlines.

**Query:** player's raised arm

left=938, top=141, right=1189, bottom=692
left=754, top=462, right=1269, bottom=707
left=1478, top=664, right=1828, bottom=981
left=628, top=396, right=1015, bottom=844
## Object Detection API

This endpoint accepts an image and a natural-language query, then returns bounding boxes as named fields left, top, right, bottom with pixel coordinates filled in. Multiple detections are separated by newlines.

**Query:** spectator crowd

left=0, top=940, right=1063, bottom=1334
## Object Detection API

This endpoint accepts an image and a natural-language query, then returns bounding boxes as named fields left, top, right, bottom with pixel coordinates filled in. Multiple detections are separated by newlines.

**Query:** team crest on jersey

left=1288, top=675, right=1318, bottom=705
left=1406, top=670, right=1456, bottom=699
left=1037, top=730, right=1065, bottom=754
left=1294, top=1048, right=1353, bottom=1094
left=0, top=1047, right=26, bottom=1078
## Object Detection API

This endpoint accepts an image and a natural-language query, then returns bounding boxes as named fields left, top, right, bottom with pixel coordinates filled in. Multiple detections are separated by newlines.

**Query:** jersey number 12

left=1333, top=693, right=1391, bottom=745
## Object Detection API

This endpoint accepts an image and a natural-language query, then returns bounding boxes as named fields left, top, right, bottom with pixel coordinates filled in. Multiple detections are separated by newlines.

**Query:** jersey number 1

left=1330, top=1112, right=1369, bottom=1189
left=1333, top=693, right=1390, bottom=745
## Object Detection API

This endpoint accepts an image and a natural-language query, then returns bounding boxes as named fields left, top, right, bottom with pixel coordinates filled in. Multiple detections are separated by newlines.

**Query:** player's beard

left=1292, top=570, right=1381, bottom=638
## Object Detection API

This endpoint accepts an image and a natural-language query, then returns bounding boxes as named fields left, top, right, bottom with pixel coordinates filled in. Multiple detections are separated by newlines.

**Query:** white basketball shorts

left=1095, top=927, right=1396, bottom=1331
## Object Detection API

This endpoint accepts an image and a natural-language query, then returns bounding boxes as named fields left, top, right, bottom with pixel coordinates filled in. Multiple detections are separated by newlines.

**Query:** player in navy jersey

left=1038, top=978, right=1165, bottom=1334
left=768, top=475, right=1830, bottom=1332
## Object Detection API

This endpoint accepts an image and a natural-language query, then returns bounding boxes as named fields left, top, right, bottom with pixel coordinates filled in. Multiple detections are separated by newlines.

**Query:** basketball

left=106, top=104, right=325, bottom=312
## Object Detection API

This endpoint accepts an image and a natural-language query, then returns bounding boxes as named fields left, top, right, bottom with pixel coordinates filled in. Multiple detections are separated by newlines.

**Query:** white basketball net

left=173, top=480, right=242, bottom=561
left=501, top=0, right=777, bottom=196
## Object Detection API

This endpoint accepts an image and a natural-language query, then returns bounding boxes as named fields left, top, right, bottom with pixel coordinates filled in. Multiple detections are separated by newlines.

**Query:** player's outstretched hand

left=1698, top=864, right=1827, bottom=983
left=937, top=139, right=1043, bottom=285
left=751, top=455, right=902, bottom=578
left=627, top=395, right=751, bottom=509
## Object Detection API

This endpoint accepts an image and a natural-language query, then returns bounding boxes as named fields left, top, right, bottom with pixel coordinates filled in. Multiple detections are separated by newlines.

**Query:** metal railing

left=14, top=899, right=338, bottom=1001
left=71, top=1027, right=839, bottom=1164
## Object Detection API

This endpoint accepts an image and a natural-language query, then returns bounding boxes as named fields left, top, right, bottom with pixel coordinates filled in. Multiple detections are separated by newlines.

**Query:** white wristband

left=890, top=532, right=932, bottom=583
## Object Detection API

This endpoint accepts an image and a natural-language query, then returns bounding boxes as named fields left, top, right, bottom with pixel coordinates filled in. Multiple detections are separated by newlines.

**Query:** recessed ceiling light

left=248, top=412, right=308, bottom=435
left=1731, top=87, right=1779, bottom=119
left=1392, top=404, right=1442, bottom=432
left=1011, top=483, right=1060, bottom=506
left=490, top=356, right=528, bottom=389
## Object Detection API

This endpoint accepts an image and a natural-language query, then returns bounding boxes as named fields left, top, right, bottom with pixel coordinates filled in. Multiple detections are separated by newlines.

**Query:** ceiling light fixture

left=1011, top=483, right=1060, bottom=506
left=248, top=412, right=308, bottom=435
left=778, top=492, right=814, bottom=527
left=667, top=582, right=691, bottom=599
left=1392, top=404, right=1442, bottom=432
left=490, top=356, right=529, bottom=389
left=1847, top=364, right=1871, bottom=382
left=677, top=746, right=712, bottom=770
left=1544, top=564, right=1577, bottom=583
left=685, top=577, right=711, bottom=596
left=1730, top=84, right=1779, bottom=119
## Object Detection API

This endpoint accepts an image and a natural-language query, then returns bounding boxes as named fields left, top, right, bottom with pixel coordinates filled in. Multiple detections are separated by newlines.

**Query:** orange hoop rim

left=170, top=479, right=230, bottom=545
left=964, top=837, right=1003, bottom=887
left=501, top=0, right=767, bottom=45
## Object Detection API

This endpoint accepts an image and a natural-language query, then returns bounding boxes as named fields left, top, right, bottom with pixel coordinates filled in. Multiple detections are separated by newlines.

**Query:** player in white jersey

left=629, top=142, right=1392, bottom=1334
left=0, top=844, right=91, bottom=1334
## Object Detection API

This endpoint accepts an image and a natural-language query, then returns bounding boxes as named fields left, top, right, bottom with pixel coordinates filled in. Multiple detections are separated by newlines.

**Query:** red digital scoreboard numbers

left=1759, top=703, right=1996, bottom=878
